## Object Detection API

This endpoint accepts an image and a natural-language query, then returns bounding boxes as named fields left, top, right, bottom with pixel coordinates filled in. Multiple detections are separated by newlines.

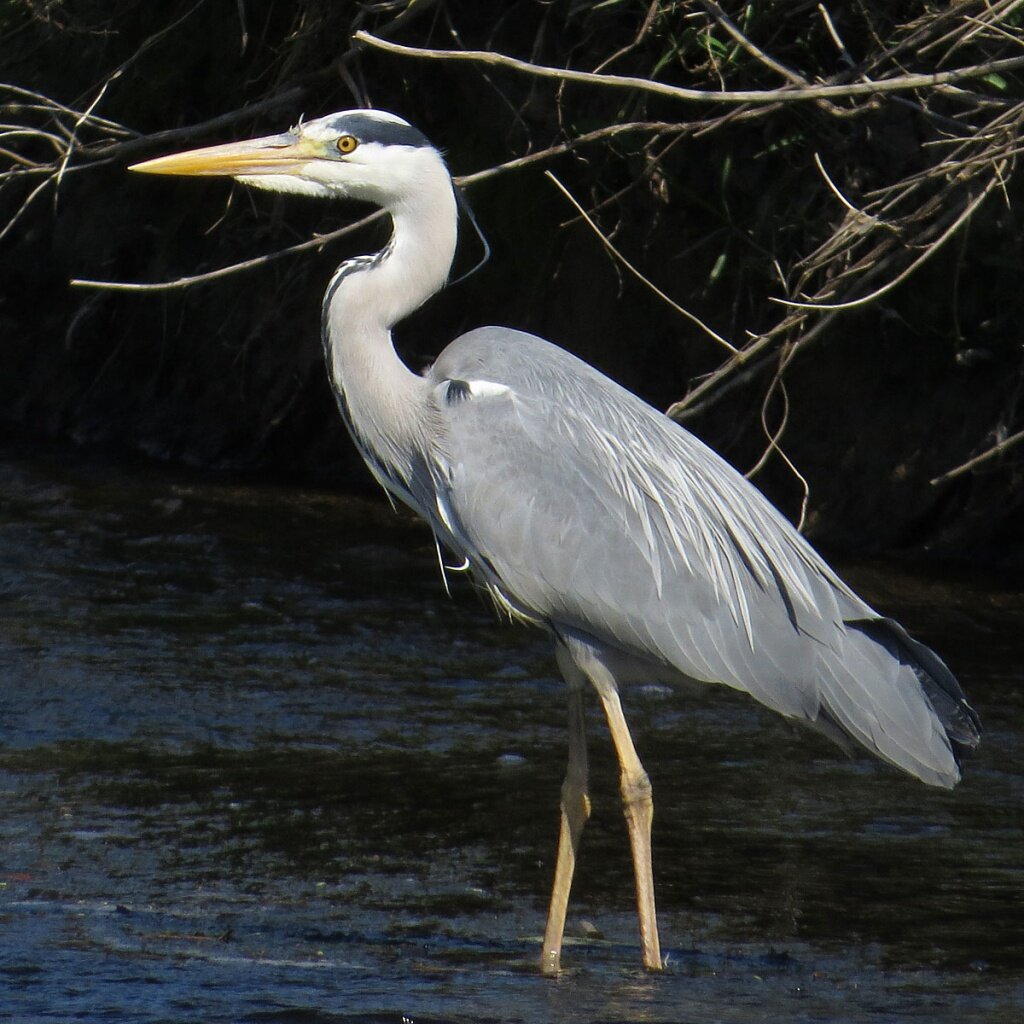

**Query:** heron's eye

left=336, top=135, right=358, bottom=155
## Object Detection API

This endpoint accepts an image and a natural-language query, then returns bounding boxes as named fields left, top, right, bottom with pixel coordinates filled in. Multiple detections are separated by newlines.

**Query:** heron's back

left=425, top=327, right=980, bottom=787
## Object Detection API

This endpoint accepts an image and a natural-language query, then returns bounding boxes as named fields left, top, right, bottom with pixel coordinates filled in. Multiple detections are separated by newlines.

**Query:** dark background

left=2, top=0, right=1022, bottom=566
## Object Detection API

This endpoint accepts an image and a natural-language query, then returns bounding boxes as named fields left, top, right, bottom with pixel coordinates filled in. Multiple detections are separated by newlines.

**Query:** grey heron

left=131, top=109, right=981, bottom=974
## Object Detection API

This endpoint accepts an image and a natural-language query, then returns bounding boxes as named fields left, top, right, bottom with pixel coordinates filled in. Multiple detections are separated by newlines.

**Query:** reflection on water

left=0, top=443, right=1021, bottom=1023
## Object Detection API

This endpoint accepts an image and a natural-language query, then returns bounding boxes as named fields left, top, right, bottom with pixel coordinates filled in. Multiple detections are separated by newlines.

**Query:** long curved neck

left=323, top=163, right=458, bottom=496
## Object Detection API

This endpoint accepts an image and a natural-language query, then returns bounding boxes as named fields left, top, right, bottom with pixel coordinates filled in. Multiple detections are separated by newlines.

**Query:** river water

left=0, top=443, right=1021, bottom=1023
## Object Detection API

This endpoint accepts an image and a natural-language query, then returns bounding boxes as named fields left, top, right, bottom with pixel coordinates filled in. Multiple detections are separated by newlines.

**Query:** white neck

left=323, top=155, right=458, bottom=498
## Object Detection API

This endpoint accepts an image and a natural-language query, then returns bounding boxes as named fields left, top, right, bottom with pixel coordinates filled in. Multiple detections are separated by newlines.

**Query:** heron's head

left=130, top=109, right=447, bottom=208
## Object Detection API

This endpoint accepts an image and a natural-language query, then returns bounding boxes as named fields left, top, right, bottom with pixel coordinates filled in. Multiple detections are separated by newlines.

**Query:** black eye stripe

left=324, top=112, right=430, bottom=149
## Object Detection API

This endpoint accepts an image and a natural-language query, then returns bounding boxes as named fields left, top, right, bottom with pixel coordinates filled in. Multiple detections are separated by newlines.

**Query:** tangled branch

left=4, top=0, right=1023, bottom=508
left=354, top=29, right=1024, bottom=106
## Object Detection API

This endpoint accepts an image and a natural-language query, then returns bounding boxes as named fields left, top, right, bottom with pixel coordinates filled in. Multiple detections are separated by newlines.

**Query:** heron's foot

left=540, top=946, right=562, bottom=976
left=643, top=949, right=665, bottom=971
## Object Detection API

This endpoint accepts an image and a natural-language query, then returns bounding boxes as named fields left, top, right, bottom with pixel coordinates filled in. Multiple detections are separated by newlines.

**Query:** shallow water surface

left=0, top=445, right=1021, bottom=1023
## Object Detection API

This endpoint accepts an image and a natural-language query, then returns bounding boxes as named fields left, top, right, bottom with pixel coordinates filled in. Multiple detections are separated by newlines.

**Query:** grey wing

left=425, top=327, right=979, bottom=787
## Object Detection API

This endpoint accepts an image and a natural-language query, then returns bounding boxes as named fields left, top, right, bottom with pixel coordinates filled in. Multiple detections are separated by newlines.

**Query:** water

left=0, top=443, right=1021, bottom=1023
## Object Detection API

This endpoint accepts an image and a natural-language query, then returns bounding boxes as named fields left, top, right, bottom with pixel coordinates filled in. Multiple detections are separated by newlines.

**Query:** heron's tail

left=845, top=617, right=982, bottom=782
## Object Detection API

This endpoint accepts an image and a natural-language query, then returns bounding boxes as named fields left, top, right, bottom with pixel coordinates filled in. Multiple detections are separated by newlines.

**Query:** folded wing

left=425, top=327, right=980, bottom=787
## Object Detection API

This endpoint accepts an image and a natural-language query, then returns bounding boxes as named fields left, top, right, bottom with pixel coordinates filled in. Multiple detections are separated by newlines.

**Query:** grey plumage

left=422, top=328, right=979, bottom=788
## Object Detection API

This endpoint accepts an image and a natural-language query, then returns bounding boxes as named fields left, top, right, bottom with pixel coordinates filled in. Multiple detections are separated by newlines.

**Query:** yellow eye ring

left=336, top=134, right=358, bottom=155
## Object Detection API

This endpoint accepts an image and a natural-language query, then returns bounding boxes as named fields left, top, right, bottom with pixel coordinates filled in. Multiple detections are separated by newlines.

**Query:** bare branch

left=930, top=428, right=1024, bottom=485
left=82, top=87, right=306, bottom=167
left=747, top=367, right=811, bottom=533
left=55, top=71, right=123, bottom=200
left=770, top=172, right=1004, bottom=312
left=354, top=30, right=1024, bottom=105
left=0, top=83, right=135, bottom=138
left=0, top=175, right=52, bottom=244
left=544, top=171, right=737, bottom=355
left=813, top=151, right=884, bottom=223
left=71, top=211, right=385, bottom=292
left=666, top=311, right=841, bottom=421
left=457, top=120, right=687, bottom=187
left=700, top=2, right=809, bottom=87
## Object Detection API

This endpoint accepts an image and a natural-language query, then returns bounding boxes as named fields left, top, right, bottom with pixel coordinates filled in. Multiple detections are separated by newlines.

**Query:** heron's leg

left=590, top=674, right=662, bottom=971
left=541, top=644, right=591, bottom=976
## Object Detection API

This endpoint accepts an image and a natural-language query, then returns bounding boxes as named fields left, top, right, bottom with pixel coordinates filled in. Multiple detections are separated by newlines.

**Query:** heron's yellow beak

left=129, top=132, right=323, bottom=178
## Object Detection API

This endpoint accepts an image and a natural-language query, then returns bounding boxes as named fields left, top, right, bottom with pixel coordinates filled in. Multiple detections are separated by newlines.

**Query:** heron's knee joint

left=620, top=769, right=652, bottom=812
left=561, top=778, right=591, bottom=827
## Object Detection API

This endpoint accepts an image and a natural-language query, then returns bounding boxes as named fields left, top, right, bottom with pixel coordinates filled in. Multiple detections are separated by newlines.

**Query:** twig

left=770, top=172, right=1003, bottom=312
left=924, top=0, right=1024, bottom=62
left=354, top=30, right=1024, bottom=105
left=593, top=0, right=660, bottom=74
left=71, top=212, right=384, bottom=291
left=818, top=4, right=855, bottom=66
left=700, top=2, right=808, bottom=86
left=812, top=151, right=882, bottom=222
left=544, top=171, right=737, bottom=354
left=666, top=310, right=841, bottom=420
left=457, top=120, right=685, bottom=187
left=930, top=427, right=1024, bottom=485
left=749, top=369, right=810, bottom=532
left=82, top=87, right=306, bottom=167
left=0, top=175, right=52, bottom=244
left=0, top=83, right=135, bottom=138
left=55, top=71, right=122, bottom=201
left=961, top=6, right=1024, bottom=53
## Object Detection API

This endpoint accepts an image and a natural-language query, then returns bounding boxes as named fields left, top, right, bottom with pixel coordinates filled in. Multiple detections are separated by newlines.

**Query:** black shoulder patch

left=328, top=112, right=431, bottom=149
left=444, top=379, right=472, bottom=405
